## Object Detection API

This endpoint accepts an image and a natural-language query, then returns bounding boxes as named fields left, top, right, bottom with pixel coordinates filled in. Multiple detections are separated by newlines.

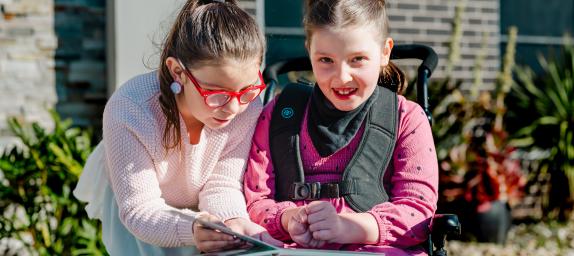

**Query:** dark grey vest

left=269, top=82, right=399, bottom=212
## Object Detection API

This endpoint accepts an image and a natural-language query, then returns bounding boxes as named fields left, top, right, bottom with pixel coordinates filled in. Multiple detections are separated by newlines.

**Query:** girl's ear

left=380, top=37, right=394, bottom=66
left=165, top=57, right=185, bottom=84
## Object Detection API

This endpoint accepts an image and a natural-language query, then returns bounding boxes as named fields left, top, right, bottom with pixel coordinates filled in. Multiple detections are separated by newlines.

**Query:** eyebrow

left=312, top=51, right=332, bottom=56
left=313, top=49, right=370, bottom=55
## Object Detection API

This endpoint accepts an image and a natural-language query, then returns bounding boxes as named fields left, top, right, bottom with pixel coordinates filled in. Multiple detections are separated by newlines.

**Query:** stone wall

left=0, top=0, right=57, bottom=149
left=387, top=0, right=501, bottom=90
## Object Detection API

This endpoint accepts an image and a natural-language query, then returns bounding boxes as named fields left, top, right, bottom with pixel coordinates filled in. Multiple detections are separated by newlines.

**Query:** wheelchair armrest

left=430, top=214, right=461, bottom=256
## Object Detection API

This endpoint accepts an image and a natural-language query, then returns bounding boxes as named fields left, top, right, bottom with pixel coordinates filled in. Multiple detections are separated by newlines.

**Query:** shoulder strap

left=342, top=86, right=398, bottom=212
left=270, top=82, right=313, bottom=202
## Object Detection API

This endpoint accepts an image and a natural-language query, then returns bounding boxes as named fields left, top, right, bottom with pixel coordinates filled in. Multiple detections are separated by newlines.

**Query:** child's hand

left=224, top=217, right=284, bottom=247
left=287, top=207, right=325, bottom=248
left=306, top=201, right=346, bottom=244
left=192, top=213, right=242, bottom=253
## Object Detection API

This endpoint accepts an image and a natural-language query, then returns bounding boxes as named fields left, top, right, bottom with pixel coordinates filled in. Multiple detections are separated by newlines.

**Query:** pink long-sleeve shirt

left=244, top=95, right=438, bottom=255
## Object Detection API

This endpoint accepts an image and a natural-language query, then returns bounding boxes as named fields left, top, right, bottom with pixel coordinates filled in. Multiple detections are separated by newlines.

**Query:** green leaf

left=538, top=116, right=560, bottom=125
left=48, top=143, right=83, bottom=177
left=7, top=118, right=25, bottom=140
left=515, top=124, right=538, bottom=137
left=508, top=137, right=534, bottom=148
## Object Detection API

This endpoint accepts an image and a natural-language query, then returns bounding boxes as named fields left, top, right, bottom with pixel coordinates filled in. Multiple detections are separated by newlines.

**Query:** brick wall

left=387, top=0, right=500, bottom=89
left=0, top=0, right=57, bottom=148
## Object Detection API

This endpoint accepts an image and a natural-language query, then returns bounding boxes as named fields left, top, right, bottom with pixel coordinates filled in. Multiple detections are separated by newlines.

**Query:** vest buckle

left=291, top=182, right=322, bottom=200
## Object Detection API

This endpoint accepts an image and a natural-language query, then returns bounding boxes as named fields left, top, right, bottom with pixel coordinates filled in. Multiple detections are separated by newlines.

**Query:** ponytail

left=379, top=61, right=407, bottom=95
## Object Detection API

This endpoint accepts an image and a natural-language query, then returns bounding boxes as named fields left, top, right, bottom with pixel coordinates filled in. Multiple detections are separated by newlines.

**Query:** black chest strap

left=270, top=83, right=398, bottom=212
left=269, top=82, right=312, bottom=201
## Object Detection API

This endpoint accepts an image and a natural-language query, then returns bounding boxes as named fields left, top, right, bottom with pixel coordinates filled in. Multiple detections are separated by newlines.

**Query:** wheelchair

left=261, top=45, right=461, bottom=256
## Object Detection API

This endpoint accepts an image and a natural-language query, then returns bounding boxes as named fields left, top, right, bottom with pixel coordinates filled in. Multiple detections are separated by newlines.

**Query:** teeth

left=335, top=88, right=356, bottom=95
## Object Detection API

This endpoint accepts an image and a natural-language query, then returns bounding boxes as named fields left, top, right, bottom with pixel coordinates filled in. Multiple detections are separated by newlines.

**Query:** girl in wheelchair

left=244, top=0, right=438, bottom=255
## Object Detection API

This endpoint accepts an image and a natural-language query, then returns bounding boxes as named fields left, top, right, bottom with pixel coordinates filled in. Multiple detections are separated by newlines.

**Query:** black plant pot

left=474, top=200, right=512, bottom=244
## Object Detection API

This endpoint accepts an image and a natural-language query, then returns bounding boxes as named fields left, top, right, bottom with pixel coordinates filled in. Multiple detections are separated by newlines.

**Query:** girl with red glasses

left=73, top=0, right=280, bottom=255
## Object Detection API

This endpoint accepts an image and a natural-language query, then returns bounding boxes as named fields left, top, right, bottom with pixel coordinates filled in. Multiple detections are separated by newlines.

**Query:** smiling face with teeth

left=308, top=25, right=393, bottom=111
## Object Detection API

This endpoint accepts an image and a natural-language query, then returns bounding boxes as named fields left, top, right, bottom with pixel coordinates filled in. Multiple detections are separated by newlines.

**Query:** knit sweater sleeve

left=244, top=99, right=298, bottom=242
left=198, top=99, right=263, bottom=221
left=103, top=95, right=197, bottom=247
left=367, top=98, right=438, bottom=247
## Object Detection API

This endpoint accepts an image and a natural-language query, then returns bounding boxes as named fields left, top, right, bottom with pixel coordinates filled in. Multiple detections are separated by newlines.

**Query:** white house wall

left=107, top=0, right=185, bottom=93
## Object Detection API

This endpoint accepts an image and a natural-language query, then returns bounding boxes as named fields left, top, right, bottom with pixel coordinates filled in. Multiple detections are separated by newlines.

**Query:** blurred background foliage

left=0, top=111, right=106, bottom=255
left=429, top=30, right=574, bottom=224
left=402, top=0, right=573, bottom=242
left=509, top=40, right=574, bottom=221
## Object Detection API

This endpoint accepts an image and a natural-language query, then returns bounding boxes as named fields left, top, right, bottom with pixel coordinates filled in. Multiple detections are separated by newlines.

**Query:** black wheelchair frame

left=261, top=45, right=461, bottom=256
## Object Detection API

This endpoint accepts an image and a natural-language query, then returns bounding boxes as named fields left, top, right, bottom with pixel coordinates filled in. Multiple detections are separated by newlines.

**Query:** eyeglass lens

left=205, top=87, right=262, bottom=107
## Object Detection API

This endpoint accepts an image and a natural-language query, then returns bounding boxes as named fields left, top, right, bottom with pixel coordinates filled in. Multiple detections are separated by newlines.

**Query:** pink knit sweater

left=244, top=95, right=438, bottom=254
left=102, top=71, right=262, bottom=247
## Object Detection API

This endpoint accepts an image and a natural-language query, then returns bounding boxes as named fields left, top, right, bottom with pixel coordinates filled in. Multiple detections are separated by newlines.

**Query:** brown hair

left=158, top=0, right=265, bottom=150
left=303, top=0, right=407, bottom=93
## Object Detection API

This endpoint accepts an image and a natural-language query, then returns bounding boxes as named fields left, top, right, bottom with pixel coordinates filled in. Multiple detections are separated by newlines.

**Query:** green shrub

left=0, top=111, right=106, bottom=255
left=510, top=39, right=574, bottom=220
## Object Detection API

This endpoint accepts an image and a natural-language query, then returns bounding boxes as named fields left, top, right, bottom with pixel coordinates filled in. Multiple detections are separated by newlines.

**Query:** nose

left=220, top=96, right=242, bottom=114
left=335, top=63, right=353, bottom=84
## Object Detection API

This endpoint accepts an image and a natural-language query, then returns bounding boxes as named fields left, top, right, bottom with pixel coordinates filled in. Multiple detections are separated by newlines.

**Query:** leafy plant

left=509, top=38, right=574, bottom=220
left=432, top=88, right=527, bottom=215
left=428, top=25, right=527, bottom=210
left=419, top=27, right=529, bottom=244
left=0, top=111, right=107, bottom=255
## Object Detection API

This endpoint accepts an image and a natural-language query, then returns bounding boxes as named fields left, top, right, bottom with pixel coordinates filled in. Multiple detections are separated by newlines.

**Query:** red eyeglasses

left=178, top=60, right=266, bottom=108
